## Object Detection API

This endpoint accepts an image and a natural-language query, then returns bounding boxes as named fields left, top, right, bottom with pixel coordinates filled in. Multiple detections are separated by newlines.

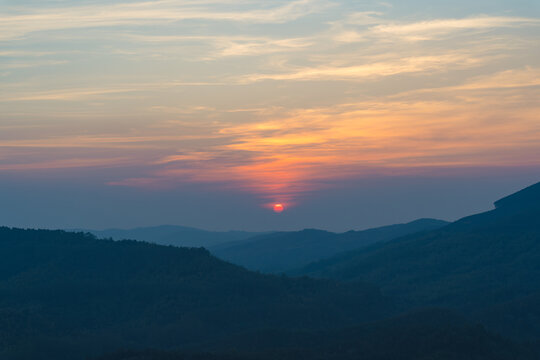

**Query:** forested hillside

left=295, top=182, right=540, bottom=338
left=0, top=227, right=388, bottom=360
left=97, top=309, right=539, bottom=360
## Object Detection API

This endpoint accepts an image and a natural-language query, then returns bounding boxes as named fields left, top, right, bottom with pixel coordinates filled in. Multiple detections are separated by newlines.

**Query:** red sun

left=273, top=204, right=284, bottom=213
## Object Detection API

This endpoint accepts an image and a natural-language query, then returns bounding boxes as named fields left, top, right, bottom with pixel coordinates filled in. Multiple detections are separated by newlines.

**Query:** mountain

left=2, top=181, right=540, bottom=360
left=79, top=225, right=262, bottom=249
left=211, top=219, right=448, bottom=273
left=295, top=181, right=540, bottom=338
left=494, top=182, right=540, bottom=211
left=0, top=227, right=390, bottom=360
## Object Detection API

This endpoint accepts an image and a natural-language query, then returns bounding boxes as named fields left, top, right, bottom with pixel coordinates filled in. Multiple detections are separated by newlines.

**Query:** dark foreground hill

left=0, top=227, right=389, bottom=360
left=212, top=219, right=448, bottom=273
left=295, top=182, right=540, bottom=338
left=80, top=225, right=261, bottom=249
left=97, top=309, right=539, bottom=360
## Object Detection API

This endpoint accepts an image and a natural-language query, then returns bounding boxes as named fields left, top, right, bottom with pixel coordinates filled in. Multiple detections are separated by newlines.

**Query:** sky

left=1, top=0, right=539, bottom=232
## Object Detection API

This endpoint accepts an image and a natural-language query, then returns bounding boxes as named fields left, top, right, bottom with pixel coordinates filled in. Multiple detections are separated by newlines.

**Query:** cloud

left=101, top=85, right=540, bottom=204
left=240, top=53, right=486, bottom=83
left=0, top=0, right=331, bottom=40
left=1, top=87, right=142, bottom=101
left=0, top=157, right=130, bottom=171
left=372, top=16, right=539, bottom=40
left=389, top=67, right=540, bottom=99
left=0, top=82, right=226, bottom=102
left=2, top=2, right=539, bottom=208
left=455, top=67, right=540, bottom=90
left=125, top=34, right=314, bottom=58
left=329, top=15, right=540, bottom=43
left=0, top=60, right=68, bottom=70
left=4, top=89, right=540, bottom=205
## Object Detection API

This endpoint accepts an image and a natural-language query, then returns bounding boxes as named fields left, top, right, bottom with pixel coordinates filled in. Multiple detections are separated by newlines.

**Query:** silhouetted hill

left=80, top=225, right=262, bottom=249
left=212, top=219, right=448, bottom=273
left=295, top=182, right=540, bottom=338
left=0, top=227, right=389, bottom=360
left=97, top=309, right=539, bottom=360
left=494, top=181, right=540, bottom=211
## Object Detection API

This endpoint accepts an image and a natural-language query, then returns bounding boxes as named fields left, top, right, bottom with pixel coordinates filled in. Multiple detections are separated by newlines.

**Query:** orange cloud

left=105, top=83, right=539, bottom=207
left=3, top=72, right=539, bottom=209
left=0, top=157, right=129, bottom=171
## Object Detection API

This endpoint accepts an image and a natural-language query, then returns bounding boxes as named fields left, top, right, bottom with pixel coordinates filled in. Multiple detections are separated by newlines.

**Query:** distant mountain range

left=212, top=219, right=449, bottom=273
left=78, top=219, right=449, bottom=274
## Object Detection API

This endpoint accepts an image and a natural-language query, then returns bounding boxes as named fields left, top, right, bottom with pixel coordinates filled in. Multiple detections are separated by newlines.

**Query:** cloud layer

left=1, top=0, right=539, bottom=207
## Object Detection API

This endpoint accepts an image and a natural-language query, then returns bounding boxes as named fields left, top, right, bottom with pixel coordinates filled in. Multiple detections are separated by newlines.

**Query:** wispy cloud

left=240, top=53, right=486, bottom=83
left=1, top=87, right=143, bottom=102
left=125, top=34, right=314, bottom=58
left=330, top=15, right=540, bottom=43
left=454, top=67, right=540, bottom=90
left=388, top=67, right=540, bottom=99
left=371, top=16, right=540, bottom=41
left=0, top=157, right=130, bottom=171
left=0, top=81, right=226, bottom=102
left=0, top=0, right=331, bottom=40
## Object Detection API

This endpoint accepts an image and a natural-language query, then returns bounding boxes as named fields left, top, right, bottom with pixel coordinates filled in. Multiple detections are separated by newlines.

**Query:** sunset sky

left=1, top=0, right=539, bottom=231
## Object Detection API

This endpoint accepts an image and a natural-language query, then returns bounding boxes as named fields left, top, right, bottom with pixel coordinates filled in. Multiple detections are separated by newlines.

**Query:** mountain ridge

left=212, top=218, right=449, bottom=273
left=293, top=181, right=540, bottom=338
left=76, top=225, right=264, bottom=249
left=0, top=226, right=390, bottom=359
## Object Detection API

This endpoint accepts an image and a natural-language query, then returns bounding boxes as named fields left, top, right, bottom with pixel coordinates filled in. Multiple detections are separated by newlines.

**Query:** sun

left=273, top=203, right=284, bottom=213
